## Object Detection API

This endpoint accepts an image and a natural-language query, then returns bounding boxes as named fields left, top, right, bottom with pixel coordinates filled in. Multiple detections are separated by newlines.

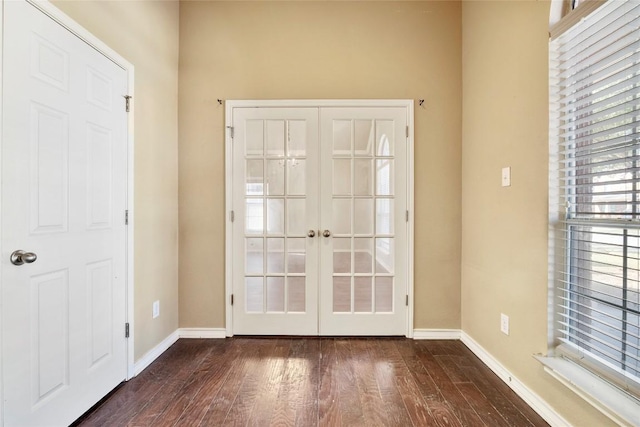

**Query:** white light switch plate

left=153, top=300, right=160, bottom=318
left=501, top=313, right=509, bottom=335
left=501, top=167, right=511, bottom=187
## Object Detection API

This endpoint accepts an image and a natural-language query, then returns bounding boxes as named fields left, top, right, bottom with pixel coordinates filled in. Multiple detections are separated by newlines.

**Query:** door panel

left=2, top=1, right=128, bottom=425
left=232, top=108, right=319, bottom=335
left=319, top=108, right=408, bottom=335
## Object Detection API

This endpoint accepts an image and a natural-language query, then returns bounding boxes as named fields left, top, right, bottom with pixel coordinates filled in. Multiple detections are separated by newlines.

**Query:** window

left=549, top=0, right=640, bottom=397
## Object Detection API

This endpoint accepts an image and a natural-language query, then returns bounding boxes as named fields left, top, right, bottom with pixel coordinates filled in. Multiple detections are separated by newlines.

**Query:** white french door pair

left=229, top=102, right=411, bottom=336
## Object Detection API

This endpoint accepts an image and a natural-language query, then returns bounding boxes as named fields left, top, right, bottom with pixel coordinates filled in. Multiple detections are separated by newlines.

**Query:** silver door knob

left=307, top=230, right=316, bottom=238
left=10, top=250, right=37, bottom=266
left=323, top=230, right=331, bottom=237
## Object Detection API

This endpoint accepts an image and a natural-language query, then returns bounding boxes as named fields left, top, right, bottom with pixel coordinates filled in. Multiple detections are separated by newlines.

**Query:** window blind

left=550, top=0, right=640, bottom=390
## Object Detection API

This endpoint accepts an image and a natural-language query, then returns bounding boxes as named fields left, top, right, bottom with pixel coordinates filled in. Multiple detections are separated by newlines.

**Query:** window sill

left=534, top=355, right=640, bottom=426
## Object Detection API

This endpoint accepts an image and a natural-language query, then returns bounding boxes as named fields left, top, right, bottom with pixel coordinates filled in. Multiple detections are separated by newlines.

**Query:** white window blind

left=550, top=0, right=640, bottom=392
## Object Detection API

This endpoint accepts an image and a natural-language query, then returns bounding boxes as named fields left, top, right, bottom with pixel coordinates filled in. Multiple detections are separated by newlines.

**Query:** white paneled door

left=2, top=1, right=128, bottom=425
left=230, top=103, right=410, bottom=336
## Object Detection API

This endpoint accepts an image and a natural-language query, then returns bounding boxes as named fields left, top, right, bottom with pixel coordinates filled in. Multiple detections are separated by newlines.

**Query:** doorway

left=226, top=100, right=413, bottom=336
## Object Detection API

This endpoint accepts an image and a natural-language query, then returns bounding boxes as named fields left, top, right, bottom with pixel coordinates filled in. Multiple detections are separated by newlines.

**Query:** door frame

left=224, top=99, right=414, bottom=337
left=0, top=3, right=136, bottom=423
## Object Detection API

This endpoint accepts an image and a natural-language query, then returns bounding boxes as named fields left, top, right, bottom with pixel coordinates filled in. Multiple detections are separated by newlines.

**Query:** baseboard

left=178, top=328, right=226, bottom=339
left=133, top=330, right=179, bottom=377
left=413, top=329, right=462, bottom=340
left=460, top=332, right=571, bottom=427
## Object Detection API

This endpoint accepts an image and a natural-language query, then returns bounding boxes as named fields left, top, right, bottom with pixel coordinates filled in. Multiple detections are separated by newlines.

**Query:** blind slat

left=555, top=1, right=639, bottom=51
left=556, top=84, right=640, bottom=116
left=557, top=36, right=640, bottom=82
left=559, top=321, right=640, bottom=357
left=558, top=308, right=640, bottom=341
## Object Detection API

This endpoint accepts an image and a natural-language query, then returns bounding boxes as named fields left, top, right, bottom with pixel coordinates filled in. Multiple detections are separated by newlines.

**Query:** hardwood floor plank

left=350, top=339, right=390, bottom=426
left=318, top=339, right=342, bottom=427
left=75, top=338, right=550, bottom=427
left=222, top=339, right=279, bottom=425
left=395, top=340, right=463, bottom=427
left=81, top=340, right=209, bottom=427
left=244, top=339, right=288, bottom=427
left=268, top=339, right=311, bottom=427
left=458, top=364, right=535, bottom=427
left=456, top=345, right=548, bottom=427
left=434, top=355, right=472, bottom=384
left=414, top=342, right=487, bottom=427
left=293, top=339, right=320, bottom=427
left=334, top=339, right=366, bottom=426
left=367, top=340, right=415, bottom=427
left=127, top=341, right=232, bottom=427
left=456, top=382, right=511, bottom=427
left=143, top=342, right=222, bottom=426
left=197, top=338, right=260, bottom=425
left=172, top=340, right=245, bottom=426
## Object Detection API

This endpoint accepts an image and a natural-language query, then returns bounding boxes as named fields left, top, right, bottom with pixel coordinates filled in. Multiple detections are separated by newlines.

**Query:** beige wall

left=52, top=0, right=180, bottom=360
left=461, top=1, right=613, bottom=425
left=178, top=0, right=463, bottom=329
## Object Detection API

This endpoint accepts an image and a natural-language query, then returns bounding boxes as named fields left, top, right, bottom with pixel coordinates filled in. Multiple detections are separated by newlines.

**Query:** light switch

left=501, top=167, right=511, bottom=187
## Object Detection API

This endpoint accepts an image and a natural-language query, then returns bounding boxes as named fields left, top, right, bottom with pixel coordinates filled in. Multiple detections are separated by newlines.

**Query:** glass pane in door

left=243, top=118, right=310, bottom=315
left=330, top=118, right=397, bottom=314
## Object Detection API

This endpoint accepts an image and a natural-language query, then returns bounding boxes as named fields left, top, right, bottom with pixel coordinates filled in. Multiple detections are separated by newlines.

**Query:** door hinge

left=406, top=295, right=409, bottom=306
left=406, top=210, right=409, bottom=222
left=230, top=210, right=235, bottom=222
left=231, top=294, right=234, bottom=305
left=406, top=126, right=409, bottom=138
left=125, top=322, right=130, bottom=338
left=124, top=95, right=132, bottom=113
left=227, top=126, right=234, bottom=139
left=125, top=210, right=129, bottom=225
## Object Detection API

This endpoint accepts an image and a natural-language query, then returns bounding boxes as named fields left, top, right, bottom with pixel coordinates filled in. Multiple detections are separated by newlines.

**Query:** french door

left=229, top=102, right=410, bottom=336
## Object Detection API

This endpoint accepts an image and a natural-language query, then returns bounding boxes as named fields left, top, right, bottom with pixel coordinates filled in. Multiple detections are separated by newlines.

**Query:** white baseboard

left=179, top=328, right=226, bottom=339
left=460, top=331, right=571, bottom=427
left=133, top=330, right=179, bottom=377
left=413, top=329, right=462, bottom=340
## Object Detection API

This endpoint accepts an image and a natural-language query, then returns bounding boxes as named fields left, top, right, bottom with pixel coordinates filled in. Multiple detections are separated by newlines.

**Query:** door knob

left=307, top=230, right=316, bottom=238
left=10, top=250, right=37, bottom=266
left=323, top=230, right=331, bottom=237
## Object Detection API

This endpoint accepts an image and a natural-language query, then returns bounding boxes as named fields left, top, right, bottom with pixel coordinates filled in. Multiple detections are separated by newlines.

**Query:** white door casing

left=1, top=1, right=135, bottom=425
left=226, top=100, right=414, bottom=337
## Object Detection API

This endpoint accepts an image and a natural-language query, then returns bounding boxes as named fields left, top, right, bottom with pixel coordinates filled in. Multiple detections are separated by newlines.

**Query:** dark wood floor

left=74, top=338, right=549, bottom=427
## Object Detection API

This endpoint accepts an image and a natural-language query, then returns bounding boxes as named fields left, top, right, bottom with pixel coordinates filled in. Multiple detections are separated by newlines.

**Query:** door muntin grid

left=244, top=118, right=308, bottom=314
left=331, top=119, right=396, bottom=314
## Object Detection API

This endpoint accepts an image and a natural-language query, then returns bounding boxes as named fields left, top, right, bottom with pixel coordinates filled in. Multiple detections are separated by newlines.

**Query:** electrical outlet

left=501, top=167, right=511, bottom=187
left=500, top=313, right=509, bottom=335
left=152, top=300, right=160, bottom=319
